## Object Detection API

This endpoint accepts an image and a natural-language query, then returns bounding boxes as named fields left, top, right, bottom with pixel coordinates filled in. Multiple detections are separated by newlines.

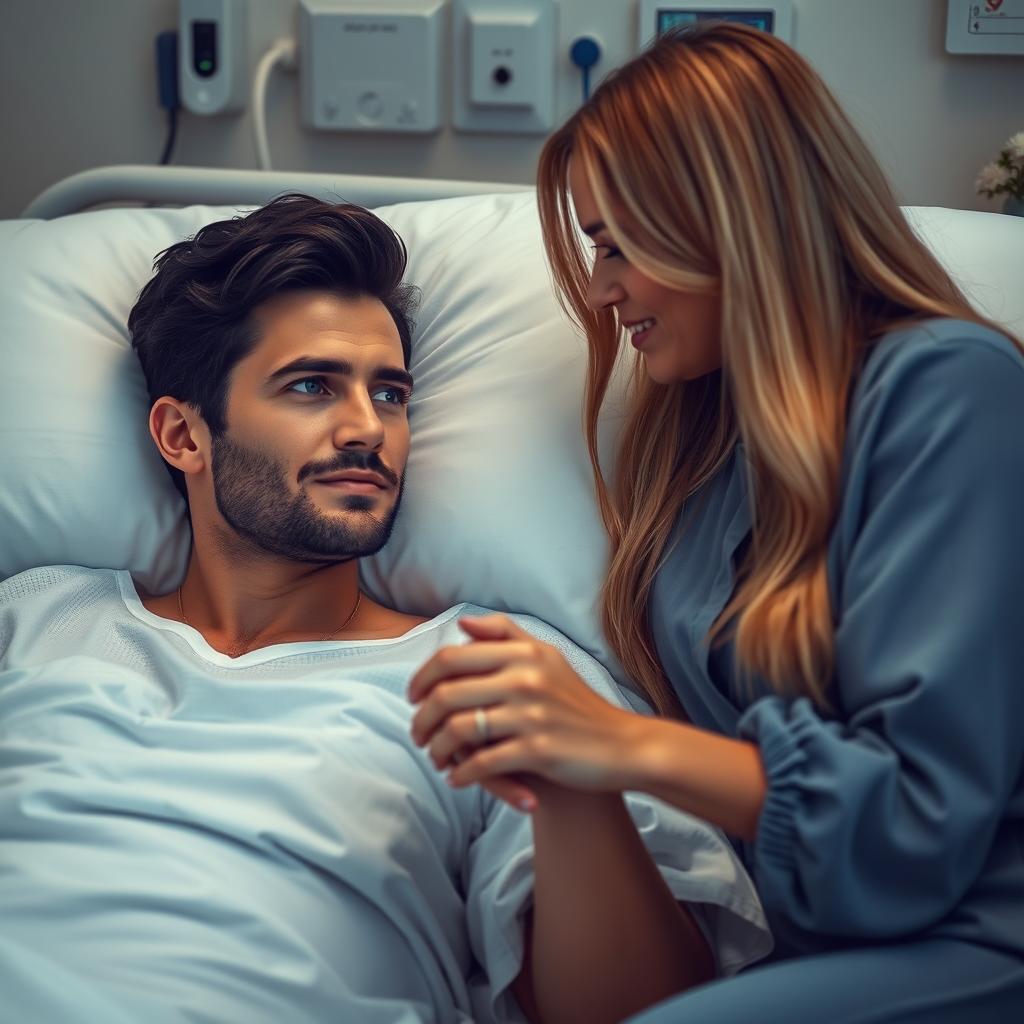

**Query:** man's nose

left=332, top=394, right=386, bottom=449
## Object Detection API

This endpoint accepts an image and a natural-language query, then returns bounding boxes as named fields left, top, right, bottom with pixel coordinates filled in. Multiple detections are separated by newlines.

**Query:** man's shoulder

left=0, top=566, right=119, bottom=666
left=455, top=603, right=568, bottom=641
left=362, top=609, right=434, bottom=640
left=0, top=565, right=116, bottom=607
left=454, top=603, right=602, bottom=672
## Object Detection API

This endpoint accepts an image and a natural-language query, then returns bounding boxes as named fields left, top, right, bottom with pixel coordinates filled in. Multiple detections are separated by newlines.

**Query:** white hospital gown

left=0, top=566, right=771, bottom=1023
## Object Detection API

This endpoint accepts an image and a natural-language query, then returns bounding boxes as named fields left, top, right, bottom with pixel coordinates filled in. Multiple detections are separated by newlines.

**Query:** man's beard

left=210, top=433, right=404, bottom=563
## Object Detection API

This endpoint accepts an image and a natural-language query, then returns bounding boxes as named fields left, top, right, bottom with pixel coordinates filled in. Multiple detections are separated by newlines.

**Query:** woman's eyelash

left=591, top=244, right=622, bottom=259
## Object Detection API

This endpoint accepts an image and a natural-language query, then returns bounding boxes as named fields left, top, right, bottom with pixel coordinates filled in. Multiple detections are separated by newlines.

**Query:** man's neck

left=169, top=540, right=364, bottom=655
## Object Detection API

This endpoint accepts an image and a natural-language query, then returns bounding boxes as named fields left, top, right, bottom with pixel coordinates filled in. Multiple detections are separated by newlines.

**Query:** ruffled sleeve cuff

left=737, top=696, right=823, bottom=882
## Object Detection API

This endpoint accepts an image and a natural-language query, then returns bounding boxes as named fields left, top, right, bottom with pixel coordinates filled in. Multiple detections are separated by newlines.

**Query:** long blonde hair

left=538, top=22, right=1016, bottom=716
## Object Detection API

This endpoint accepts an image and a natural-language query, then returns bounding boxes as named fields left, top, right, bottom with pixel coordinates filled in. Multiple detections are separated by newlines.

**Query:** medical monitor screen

left=656, top=10, right=775, bottom=34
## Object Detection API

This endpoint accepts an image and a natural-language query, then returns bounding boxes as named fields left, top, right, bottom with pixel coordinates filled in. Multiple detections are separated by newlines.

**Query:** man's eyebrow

left=266, top=356, right=414, bottom=392
left=580, top=220, right=606, bottom=238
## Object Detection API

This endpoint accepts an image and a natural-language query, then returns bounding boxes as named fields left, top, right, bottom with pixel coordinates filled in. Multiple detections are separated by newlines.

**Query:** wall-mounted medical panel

left=636, top=0, right=794, bottom=50
left=179, top=0, right=249, bottom=115
left=299, top=0, right=444, bottom=133
left=946, top=0, right=1024, bottom=55
left=452, top=0, right=556, bottom=135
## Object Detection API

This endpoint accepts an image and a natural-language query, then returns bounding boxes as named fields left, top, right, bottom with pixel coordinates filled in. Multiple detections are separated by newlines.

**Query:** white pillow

left=903, top=206, right=1024, bottom=331
left=0, top=197, right=1021, bottom=685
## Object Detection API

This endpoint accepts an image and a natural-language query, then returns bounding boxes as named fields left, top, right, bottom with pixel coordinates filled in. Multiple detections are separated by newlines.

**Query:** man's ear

left=149, top=397, right=209, bottom=478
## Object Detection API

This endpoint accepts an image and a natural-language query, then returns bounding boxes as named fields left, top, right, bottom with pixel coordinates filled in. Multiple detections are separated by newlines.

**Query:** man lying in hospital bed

left=0, top=193, right=772, bottom=1023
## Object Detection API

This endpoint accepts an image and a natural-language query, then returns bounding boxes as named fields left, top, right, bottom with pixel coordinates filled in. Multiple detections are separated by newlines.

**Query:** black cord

left=159, top=106, right=179, bottom=165
left=155, top=30, right=179, bottom=166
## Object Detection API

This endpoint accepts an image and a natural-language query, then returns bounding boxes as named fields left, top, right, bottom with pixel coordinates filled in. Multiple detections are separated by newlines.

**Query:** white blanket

left=0, top=565, right=771, bottom=1023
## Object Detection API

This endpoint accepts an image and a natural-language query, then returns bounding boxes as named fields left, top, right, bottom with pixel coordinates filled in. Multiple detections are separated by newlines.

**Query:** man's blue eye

left=290, top=378, right=327, bottom=395
left=373, top=387, right=409, bottom=405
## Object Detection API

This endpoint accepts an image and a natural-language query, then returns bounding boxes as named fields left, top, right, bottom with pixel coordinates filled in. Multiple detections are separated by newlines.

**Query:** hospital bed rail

left=21, top=164, right=531, bottom=220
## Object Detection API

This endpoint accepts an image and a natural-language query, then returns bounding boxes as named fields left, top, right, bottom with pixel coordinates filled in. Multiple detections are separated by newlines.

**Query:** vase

left=1002, top=195, right=1024, bottom=217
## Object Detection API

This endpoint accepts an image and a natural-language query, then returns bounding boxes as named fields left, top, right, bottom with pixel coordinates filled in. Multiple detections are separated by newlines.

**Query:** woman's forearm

left=525, top=785, right=714, bottom=1024
left=625, top=717, right=768, bottom=841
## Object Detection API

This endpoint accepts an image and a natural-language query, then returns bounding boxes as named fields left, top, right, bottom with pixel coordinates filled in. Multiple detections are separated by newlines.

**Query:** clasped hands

left=408, top=613, right=646, bottom=811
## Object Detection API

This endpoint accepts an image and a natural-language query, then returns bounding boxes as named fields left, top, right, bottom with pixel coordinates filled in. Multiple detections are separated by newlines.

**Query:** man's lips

left=315, top=471, right=388, bottom=490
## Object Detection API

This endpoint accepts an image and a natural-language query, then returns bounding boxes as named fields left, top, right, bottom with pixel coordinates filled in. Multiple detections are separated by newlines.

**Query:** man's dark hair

left=128, top=193, right=418, bottom=501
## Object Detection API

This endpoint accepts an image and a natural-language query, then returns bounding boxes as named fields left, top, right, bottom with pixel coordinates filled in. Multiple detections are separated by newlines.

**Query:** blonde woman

left=410, top=21, right=1024, bottom=1023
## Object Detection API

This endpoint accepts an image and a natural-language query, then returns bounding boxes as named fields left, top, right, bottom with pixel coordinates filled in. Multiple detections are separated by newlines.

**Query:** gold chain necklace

left=176, top=587, right=362, bottom=645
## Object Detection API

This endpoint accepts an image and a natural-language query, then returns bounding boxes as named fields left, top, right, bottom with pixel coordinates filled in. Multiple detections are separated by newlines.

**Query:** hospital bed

left=1, top=164, right=1023, bottom=1021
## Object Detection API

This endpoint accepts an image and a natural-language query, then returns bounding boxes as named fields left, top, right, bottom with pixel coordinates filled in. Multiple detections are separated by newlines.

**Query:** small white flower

left=976, top=161, right=1011, bottom=195
left=1005, top=131, right=1024, bottom=163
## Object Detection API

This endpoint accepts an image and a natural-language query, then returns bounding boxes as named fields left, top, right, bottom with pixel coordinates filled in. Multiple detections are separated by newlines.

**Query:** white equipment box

left=299, top=0, right=444, bottom=133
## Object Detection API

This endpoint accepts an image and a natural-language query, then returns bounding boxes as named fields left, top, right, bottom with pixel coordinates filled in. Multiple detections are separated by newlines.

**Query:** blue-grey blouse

left=649, top=318, right=1024, bottom=959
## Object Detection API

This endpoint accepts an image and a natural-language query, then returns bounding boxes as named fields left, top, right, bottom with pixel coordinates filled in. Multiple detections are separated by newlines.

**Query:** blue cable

left=569, top=36, right=602, bottom=103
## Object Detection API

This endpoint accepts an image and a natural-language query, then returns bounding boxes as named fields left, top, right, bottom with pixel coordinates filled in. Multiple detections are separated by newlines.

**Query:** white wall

left=2, top=0, right=1023, bottom=218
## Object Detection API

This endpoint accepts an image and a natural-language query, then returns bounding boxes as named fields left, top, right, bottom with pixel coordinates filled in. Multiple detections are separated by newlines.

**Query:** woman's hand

left=408, top=613, right=648, bottom=808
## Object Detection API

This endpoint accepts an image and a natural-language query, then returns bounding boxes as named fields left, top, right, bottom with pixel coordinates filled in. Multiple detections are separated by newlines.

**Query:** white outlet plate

left=452, top=0, right=556, bottom=135
left=299, top=0, right=444, bottom=133
left=946, top=0, right=1024, bottom=55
